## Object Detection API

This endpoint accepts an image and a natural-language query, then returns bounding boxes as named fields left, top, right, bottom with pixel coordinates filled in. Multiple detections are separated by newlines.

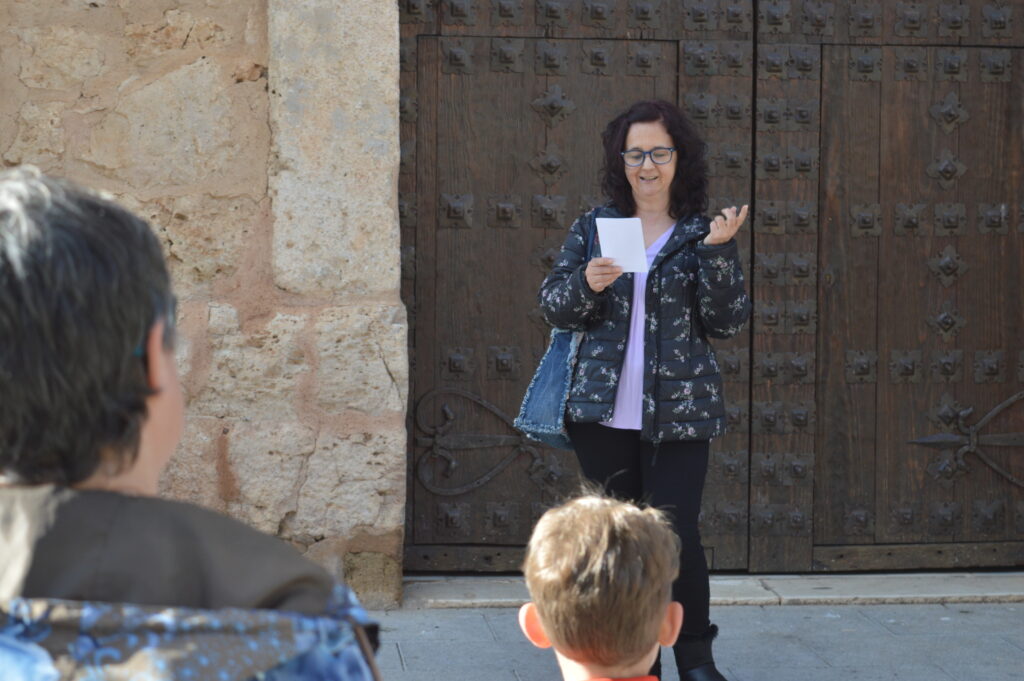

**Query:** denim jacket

left=538, top=204, right=750, bottom=443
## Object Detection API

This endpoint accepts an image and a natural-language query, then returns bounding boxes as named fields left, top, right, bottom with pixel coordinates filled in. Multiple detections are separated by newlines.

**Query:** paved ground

left=369, top=574, right=1024, bottom=681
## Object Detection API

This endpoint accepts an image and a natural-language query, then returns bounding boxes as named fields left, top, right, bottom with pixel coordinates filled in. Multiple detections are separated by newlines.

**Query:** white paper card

left=595, top=217, right=648, bottom=273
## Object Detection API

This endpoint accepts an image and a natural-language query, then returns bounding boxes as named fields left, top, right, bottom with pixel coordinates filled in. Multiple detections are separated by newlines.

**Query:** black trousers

left=566, top=421, right=711, bottom=637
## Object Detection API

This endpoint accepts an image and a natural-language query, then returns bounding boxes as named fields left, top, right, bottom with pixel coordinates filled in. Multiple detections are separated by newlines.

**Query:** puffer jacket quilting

left=538, top=204, right=751, bottom=443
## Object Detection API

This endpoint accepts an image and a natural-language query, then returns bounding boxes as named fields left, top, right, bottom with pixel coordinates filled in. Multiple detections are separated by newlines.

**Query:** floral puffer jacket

left=538, top=204, right=750, bottom=443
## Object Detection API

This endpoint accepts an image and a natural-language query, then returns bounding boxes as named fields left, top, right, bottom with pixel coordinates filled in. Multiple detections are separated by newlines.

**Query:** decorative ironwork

left=934, top=203, right=967, bottom=236
left=684, top=42, right=718, bottom=76
left=926, top=150, right=966, bottom=189
left=582, top=0, right=617, bottom=27
left=722, top=94, right=751, bottom=126
left=851, top=203, right=882, bottom=237
left=721, top=2, right=753, bottom=31
left=535, top=0, right=570, bottom=27
left=938, top=2, right=970, bottom=38
left=890, top=350, right=923, bottom=384
left=849, top=47, right=882, bottom=81
left=400, top=0, right=437, bottom=23
left=683, top=0, right=718, bottom=31
left=442, top=347, right=475, bottom=378
left=894, top=203, right=928, bottom=236
left=894, top=48, right=927, bottom=81
left=442, top=0, right=478, bottom=25
left=927, top=301, right=966, bottom=341
left=930, top=393, right=966, bottom=432
left=439, top=193, right=474, bottom=229
left=713, top=451, right=748, bottom=481
left=487, top=194, right=523, bottom=229
left=628, top=0, right=663, bottom=28
left=750, top=505, right=810, bottom=536
left=627, top=43, right=662, bottom=76
left=894, top=2, right=928, bottom=36
left=531, top=194, right=567, bottom=229
left=846, top=350, right=877, bottom=383
left=686, top=92, right=718, bottom=127
left=980, top=49, right=1012, bottom=83
left=534, top=41, right=569, bottom=75
left=530, top=143, right=569, bottom=185
left=911, top=391, right=1024, bottom=489
left=490, top=38, right=525, bottom=73
left=720, top=42, right=753, bottom=77
left=487, top=346, right=521, bottom=379
left=928, top=501, right=962, bottom=533
left=931, top=350, right=963, bottom=383
left=716, top=348, right=748, bottom=382
left=982, top=4, right=1014, bottom=37
left=972, top=500, right=1005, bottom=534
left=400, top=38, right=416, bottom=72
left=754, top=301, right=783, bottom=333
left=978, top=203, right=1010, bottom=234
left=928, top=244, right=967, bottom=288
left=848, top=2, right=882, bottom=37
left=441, top=38, right=476, bottom=75
left=936, top=49, right=968, bottom=82
left=844, top=507, right=872, bottom=535
left=801, top=1, right=834, bottom=36
left=490, top=0, right=523, bottom=25
left=760, top=46, right=788, bottom=79
left=532, top=85, right=576, bottom=127
left=975, top=350, right=1006, bottom=384
left=929, top=92, right=968, bottom=134
left=759, top=0, right=792, bottom=34
left=414, top=387, right=560, bottom=496
left=399, top=95, right=418, bottom=123
left=581, top=42, right=614, bottom=76
left=753, top=401, right=786, bottom=434
left=790, top=201, right=817, bottom=233
left=789, top=47, right=819, bottom=80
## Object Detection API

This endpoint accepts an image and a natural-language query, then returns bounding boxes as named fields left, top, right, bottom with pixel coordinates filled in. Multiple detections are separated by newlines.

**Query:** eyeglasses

left=621, top=147, right=676, bottom=167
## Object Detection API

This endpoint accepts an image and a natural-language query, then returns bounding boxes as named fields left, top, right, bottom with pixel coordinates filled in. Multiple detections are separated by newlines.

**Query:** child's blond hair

left=522, top=493, right=681, bottom=667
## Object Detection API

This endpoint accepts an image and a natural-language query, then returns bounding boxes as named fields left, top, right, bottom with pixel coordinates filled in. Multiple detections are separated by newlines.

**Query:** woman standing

left=538, top=100, right=750, bottom=681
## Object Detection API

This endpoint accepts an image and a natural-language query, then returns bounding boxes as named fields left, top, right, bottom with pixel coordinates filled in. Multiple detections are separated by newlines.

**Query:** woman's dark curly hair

left=600, top=100, right=709, bottom=219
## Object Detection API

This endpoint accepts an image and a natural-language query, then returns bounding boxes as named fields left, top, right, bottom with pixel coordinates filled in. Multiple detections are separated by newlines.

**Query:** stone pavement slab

left=401, top=572, right=1024, bottom=609
left=370, top=603, right=1024, bottom=681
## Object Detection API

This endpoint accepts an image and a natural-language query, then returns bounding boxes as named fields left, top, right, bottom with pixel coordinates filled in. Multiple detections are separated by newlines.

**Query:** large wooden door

left=399, top=1, right=1024, bottom=572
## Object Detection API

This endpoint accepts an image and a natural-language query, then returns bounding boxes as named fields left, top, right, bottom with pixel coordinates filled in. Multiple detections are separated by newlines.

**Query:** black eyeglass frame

left=620, top=146, right=677, bottom=167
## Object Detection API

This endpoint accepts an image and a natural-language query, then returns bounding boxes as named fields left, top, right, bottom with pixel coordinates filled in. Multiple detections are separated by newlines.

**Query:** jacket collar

left=595, top=204, right=709, bottom=271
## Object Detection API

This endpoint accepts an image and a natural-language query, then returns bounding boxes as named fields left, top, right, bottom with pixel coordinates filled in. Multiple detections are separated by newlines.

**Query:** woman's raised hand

left=585, top=257, right=623, bottom=293
left=704, top=204, right=749, bottom=246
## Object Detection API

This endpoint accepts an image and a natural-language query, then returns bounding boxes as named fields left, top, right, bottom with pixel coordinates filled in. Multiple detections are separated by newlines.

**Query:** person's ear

left=144, top=320, right=171, bottom=391
left=518, top=603, right=552, bottom=649
left=658, top=601, right=684, bottom=647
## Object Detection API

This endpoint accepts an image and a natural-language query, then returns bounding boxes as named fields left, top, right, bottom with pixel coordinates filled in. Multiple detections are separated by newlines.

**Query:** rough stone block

left=286, top=429, right=406, bottom=541
left=191, top=305, right=309, bottom=419
left=82, top=59, right=267, bottom=194
left=124, top=10, right=228, bottom=58
left=224, top=420, right=316, bottom=535
left=118, top=193, right=261, bottom=296
left=343, top=552, right=403, bottom=610
left=316, top=305, right=408, bottom=414
left=3, top=101, right=65, bottom=165
left=159, top=417, right=222, bottom=511
left=268, top=0, right=401, bottom=297
left=13, top=26, right=107, bottom=90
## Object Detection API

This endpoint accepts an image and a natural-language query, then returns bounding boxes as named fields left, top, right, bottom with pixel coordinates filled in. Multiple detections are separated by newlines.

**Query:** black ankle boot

left=674, top=624, right=729, bottom=681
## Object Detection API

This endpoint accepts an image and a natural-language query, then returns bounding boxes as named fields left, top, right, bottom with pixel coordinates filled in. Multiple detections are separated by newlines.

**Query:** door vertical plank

left=950, top=46, right=1024, bottom=542
left=876, top=47, right=957, bottom=545
left=814, top=45, right=881, bottom=550
left=676, top=36, right=754, bottom=570
left=748, top=43, right=822, bottom=572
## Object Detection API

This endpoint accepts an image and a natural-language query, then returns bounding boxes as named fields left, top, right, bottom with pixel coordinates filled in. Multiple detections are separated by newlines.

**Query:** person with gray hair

left=0, top=165, right=333, bottom=612
left=0, top=166, right=381, bottom=680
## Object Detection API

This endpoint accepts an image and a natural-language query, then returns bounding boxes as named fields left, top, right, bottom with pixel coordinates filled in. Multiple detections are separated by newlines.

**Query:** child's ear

left=658, top=601, right=684, bottom=647
left=518, top=603, right=552, bottom=649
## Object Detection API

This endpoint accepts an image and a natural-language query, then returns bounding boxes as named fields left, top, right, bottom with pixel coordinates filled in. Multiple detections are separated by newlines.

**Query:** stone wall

left=0, top=0, right=406, bottom=608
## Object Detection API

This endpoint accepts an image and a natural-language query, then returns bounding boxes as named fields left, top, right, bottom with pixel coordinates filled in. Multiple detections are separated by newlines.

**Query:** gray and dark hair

left=0, top=166, right=175, bottom=485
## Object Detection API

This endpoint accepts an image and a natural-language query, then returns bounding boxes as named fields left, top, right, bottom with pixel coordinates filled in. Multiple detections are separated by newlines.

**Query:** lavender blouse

left=601, top=225, right=675, bottom=430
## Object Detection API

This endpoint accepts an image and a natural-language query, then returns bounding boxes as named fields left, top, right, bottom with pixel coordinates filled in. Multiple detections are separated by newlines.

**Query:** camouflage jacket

left=538, top=204, right=750, bottom=443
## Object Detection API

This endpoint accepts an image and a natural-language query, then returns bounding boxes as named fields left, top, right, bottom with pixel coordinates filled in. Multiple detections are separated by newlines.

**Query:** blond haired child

left=519, top=494, right=683, bottom=681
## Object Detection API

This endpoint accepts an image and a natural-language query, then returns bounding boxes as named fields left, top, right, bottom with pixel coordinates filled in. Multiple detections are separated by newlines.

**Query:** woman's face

left=623, top=120, right=677, bottom=208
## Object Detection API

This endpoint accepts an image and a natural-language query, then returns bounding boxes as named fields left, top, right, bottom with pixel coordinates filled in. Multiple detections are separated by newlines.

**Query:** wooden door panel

left=748, top=43, right=822, bottom=572
left=677, top=39, right=755, bottom=570
left=815, top=46, right=882, bottom=548
left=409, top=36, right=680, bottom=568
